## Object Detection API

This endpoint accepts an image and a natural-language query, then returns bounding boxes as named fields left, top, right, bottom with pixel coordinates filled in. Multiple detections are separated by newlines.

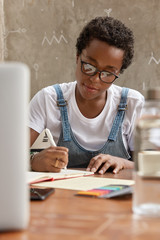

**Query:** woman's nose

left=89, top=72, right=100, bottom=82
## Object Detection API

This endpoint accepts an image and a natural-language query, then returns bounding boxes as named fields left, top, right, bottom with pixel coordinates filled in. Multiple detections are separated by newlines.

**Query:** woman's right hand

left=31, top=146, right=69, bottom=172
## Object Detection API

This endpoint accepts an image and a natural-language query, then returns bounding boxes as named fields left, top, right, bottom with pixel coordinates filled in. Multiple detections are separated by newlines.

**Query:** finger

left=86, top=155, right=100, bottom=171
left=47, top=165, right=61, bottom=173
left=49, top=146, right=69, bottom=153
left=55, top=159, right=59, bottom=168
left=53, top=158, right=67, bottom=169
left=46, top=149, right=68, bottom=165
left=87, top=155, right=106, bottom=172
left=98, top=161, right=113, bottom=175
left=113, top=165, right=124, bottom=174
left=47, top=159, right=65, bottom=172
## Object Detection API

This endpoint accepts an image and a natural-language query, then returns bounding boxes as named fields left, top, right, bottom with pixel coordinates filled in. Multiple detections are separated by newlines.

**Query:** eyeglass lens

left=81, top=61, right=117, bottom=83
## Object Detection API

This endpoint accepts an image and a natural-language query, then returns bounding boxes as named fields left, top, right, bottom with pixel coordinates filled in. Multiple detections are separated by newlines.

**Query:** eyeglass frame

left=80, top=57, right=119, bottom=84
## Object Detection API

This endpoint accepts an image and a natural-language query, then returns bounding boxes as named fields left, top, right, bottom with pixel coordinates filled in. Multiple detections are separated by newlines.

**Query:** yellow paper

left=32, top=176, right=134, bottom=191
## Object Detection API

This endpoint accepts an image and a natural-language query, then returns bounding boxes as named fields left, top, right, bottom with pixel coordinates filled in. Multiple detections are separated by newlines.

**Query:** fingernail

left=91, top=168, right=96, bottom=172
left=86, top=168, right=90, bottom=171
left=99, top=170, right=103, bottom=174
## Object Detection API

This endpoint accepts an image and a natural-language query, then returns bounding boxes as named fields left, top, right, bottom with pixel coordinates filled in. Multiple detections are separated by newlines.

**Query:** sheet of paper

left=27, top=169, right=94, bottom=184
left=32, top=176, right=134, bottom=191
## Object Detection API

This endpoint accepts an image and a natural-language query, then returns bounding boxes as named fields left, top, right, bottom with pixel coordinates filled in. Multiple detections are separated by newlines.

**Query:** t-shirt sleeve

left=28, top=89, right=47, bottom=133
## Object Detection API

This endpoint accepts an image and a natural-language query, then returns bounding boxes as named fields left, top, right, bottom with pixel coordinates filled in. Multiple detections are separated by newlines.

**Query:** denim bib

left=53, top=84, right=131, bottom=168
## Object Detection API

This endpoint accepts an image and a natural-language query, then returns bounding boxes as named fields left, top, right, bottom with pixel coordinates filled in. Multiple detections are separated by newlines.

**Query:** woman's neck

left=75, top=89, right=107, bottom=118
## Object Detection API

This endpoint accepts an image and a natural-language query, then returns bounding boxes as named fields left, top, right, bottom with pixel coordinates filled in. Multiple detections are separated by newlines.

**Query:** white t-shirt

left=29, top=81, right=144, bottom=151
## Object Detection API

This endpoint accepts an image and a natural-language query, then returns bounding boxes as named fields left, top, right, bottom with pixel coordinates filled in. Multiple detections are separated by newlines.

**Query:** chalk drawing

left=3, top=28, right=27, bottom=39
left=3, top=27, right=27, bottom=58
left=33, top=63, right=39, bottom=80
left=148, top=52, right=160, bottom=65
left=72, top=0, right=75, bottom=8
left=42, top=31, right=68, bottom=46
left=104, top=8, right=112, bottom=17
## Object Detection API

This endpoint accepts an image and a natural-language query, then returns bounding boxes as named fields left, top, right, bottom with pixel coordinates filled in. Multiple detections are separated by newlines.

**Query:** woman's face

left=75, top=39, right=124, bottom=101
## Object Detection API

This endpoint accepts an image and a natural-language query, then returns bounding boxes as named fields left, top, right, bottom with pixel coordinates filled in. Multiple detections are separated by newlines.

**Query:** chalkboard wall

left=1, top=0, right=160, bottom=98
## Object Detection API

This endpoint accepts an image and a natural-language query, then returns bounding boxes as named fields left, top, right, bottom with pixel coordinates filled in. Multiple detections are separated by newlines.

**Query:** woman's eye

left=84, top=64, right=95, bottom=73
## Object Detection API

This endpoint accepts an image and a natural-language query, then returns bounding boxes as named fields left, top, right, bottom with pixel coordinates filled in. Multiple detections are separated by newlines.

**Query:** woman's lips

left=84, top=84, right=98, bottom=92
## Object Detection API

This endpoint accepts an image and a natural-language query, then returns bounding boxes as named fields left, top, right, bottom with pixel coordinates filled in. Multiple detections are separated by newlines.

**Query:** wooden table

left=1, top=169, right=160, bottom=240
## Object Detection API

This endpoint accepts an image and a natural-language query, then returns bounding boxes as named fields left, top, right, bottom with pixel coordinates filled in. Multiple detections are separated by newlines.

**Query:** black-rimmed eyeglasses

left=80, top=58, right=119, bottom=84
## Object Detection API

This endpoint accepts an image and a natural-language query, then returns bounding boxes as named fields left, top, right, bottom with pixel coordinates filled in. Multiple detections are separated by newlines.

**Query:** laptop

left=0, top=62, right=30, bottom=231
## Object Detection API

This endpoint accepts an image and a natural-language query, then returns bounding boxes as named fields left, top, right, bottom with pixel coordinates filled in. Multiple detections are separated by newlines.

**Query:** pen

left=45, top=128, right=67, bottom=170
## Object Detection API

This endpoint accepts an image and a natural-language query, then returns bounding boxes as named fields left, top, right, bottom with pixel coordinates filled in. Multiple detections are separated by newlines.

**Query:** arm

left=30, top=128, right=68, bottom=172
left=30, top=128, right=39, bottom=147
left=86, top=152, right=134, bottom=174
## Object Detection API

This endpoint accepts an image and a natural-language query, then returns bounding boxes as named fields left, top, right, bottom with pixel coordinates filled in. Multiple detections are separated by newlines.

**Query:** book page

left=32, top=176, right=134, bottom=191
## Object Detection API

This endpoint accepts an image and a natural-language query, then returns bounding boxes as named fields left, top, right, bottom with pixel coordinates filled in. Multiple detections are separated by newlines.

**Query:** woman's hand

left=31, top=146, right=68, bottom=172
left=86, top=154, right=134, bottom=174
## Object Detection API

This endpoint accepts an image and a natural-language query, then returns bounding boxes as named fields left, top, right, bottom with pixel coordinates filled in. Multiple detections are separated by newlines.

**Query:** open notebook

left=28, top=169, right=94, bottom=184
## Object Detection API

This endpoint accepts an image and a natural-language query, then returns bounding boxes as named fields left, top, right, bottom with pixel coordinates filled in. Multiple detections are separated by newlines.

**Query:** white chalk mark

left=42, top=31, right=68, bottom=46
left=104, top=8, right=112, bottom=17
left=2, top=25, right=26, bottom=58
left=72, top=0, right=74, bottom=8
left=148, top=52, right=160, bottom=65
left=3, top=28, right=27, bottom=39
left=22, top=0, right=25, bottom=7
left=142, top=82, right=145, bottom=91
left=33, top=63, right=39, bottom=80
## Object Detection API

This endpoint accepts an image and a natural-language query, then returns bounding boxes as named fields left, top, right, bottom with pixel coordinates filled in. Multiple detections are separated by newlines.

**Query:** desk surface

left=1, top=169, right=160, bottom=240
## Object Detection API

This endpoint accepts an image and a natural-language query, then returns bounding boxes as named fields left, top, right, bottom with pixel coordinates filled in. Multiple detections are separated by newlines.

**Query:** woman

left=29, top=16, right=144, bottom=174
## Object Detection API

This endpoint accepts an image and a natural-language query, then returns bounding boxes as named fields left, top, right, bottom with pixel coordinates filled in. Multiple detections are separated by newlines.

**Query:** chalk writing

left=42, top=31, right=68, bottom=46
left=148, top=52, right=160, bottom=65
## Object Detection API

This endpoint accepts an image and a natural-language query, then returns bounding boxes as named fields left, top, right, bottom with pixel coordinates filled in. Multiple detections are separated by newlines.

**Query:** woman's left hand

left=86, top=154, right=134, bottom=174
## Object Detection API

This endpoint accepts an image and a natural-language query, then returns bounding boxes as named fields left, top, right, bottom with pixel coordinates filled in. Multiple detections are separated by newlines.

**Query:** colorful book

left=76, top=184, right=133, bottom=198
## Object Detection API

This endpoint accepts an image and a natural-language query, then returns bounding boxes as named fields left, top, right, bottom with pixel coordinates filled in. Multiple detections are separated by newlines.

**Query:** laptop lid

left=0, top=62, right=30, bottom=231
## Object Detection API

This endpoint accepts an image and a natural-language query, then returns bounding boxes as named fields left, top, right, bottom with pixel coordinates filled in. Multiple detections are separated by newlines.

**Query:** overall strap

left=53, top=84, right=71, bottom=141
left=108, top=87, right=129, bottom=141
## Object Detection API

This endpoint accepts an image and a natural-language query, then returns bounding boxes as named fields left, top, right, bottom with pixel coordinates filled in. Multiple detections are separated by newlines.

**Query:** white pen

left=45, top=128, right=67, bottom=170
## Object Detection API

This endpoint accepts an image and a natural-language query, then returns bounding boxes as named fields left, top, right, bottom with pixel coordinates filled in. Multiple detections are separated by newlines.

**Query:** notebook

left=0, top=62, right=30, bottom=231
left=28, top=169, right=94, bottom=184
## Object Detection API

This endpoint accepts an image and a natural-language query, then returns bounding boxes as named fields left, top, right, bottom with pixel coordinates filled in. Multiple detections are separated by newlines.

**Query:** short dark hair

left=76, top=16, right=134, bottom=73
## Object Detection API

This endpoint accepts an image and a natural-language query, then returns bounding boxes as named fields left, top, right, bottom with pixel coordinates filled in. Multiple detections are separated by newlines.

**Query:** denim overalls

left=53, top=84, right=131, bottom=168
